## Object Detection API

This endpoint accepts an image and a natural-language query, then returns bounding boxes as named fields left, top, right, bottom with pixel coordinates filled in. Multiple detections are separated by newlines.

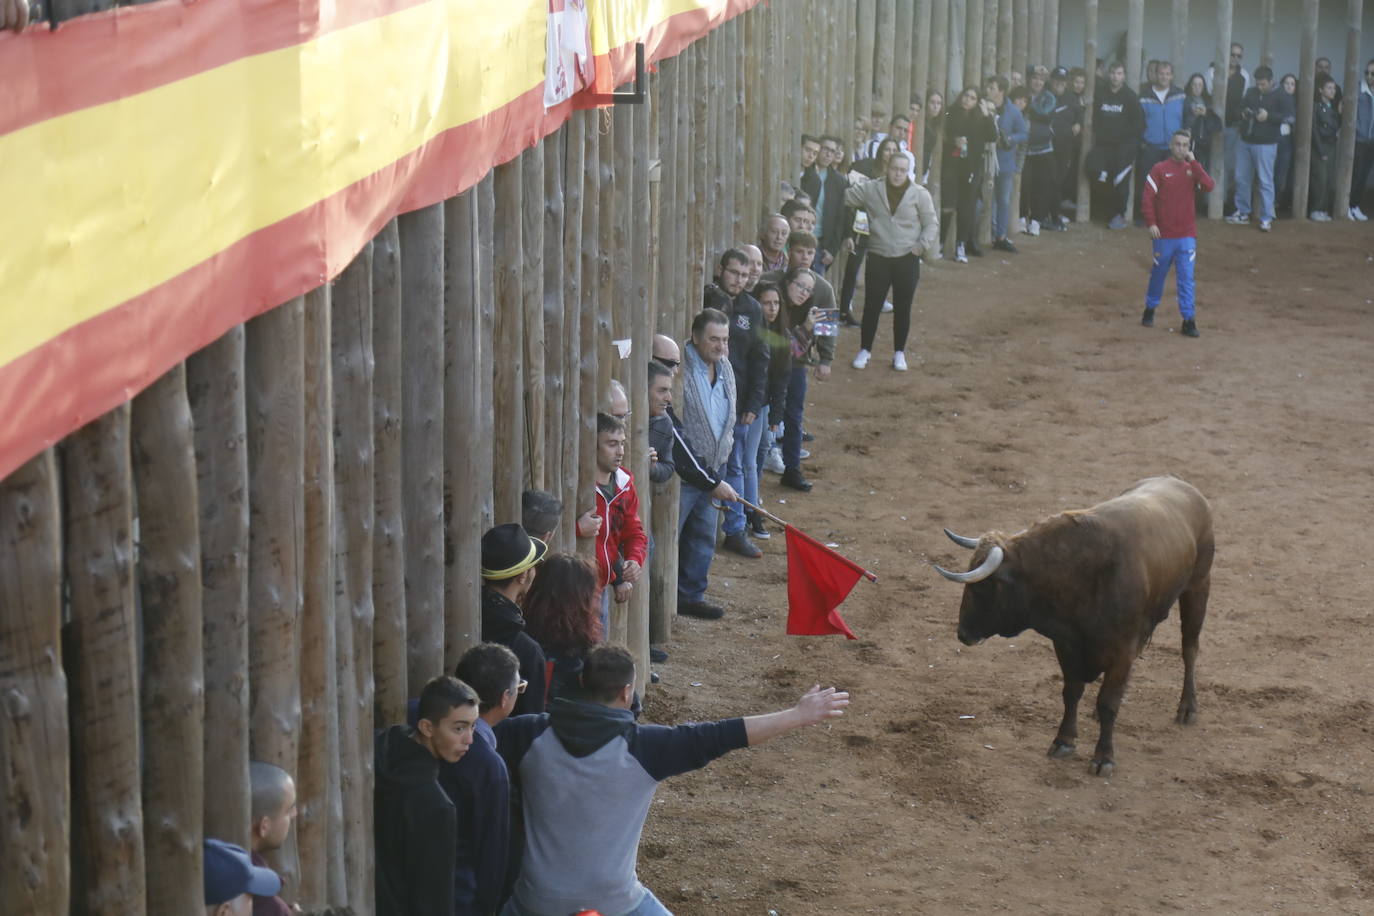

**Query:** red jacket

left=1141, top=157, right=1215, bottom=239
left=593, top=467, right=648, bottom=588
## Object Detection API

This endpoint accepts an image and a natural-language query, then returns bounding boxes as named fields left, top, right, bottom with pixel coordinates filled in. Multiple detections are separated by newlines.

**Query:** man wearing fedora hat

left=480, top=523, right=550, bottom=716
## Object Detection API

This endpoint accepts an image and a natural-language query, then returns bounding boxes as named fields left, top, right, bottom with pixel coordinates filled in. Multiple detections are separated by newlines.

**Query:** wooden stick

left=1332, top=0, right=1363, bottom=219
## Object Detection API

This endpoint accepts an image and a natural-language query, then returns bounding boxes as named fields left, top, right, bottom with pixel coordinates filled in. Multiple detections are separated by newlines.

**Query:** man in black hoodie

left=479, top=524, right=550, bottom=716
left=1088, top=62, right=1144, bottom=229
left=705, top=248, right=770, bottom=559
left=375, top=675, right=480, bottom=916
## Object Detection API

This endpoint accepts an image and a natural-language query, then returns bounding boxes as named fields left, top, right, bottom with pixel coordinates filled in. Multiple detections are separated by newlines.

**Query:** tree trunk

left=1078, top=0, right=1099, bottom=220
left=371, top=219, right=408, bottom=728
left=400, top=204, right=446, bottom=695
left=1170, top=0, right=1189, bottom=80
left=0, top=450, right=68, bottom=916
left=132, top=363, right=205, bottom=912
left=493, top=161, right=526, bottom=526
left=1208, top=0, right=1232, bottom=220
left=1333, top=0, right=1363, bottom=219
left=521, top=146, right=547, bottom=493
left=1291, top=0, right=1318, bottom=219
left=543, top=133, right=566, bottom=520
left=63, top=407, right=146, bottom=915
left=187, top=326, right=251, bottom=847
left=578, top=123, right=602, bottom=548
left=856, top=0, right=877, bottom=122
left=561, top=115, right=587, bottom=552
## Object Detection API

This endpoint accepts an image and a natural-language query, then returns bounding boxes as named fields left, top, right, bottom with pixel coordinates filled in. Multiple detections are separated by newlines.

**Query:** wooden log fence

left=3, top=2, right=1369, bottom=911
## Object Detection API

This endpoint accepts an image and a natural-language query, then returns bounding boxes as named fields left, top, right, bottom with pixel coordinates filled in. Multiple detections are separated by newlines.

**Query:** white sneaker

left=892, top=351, right=908, bottom=371
left=799, top=448, right=811, bottom=460
left=882, top=300, right=894, bottom=313
left=1225, top=213, right=1248, bottom=224
left=1259, top=220, right=1272, bottom=232
left=1028, top=219, right=1041, bottom=236
left=851, top=348, right=871, bottom=369
left=1310, top=211, right=1331, bottom=222
left=763, top=446, right=785, bottom=473
left=1352, top=206, right=1369, bottom=222
left=955, top=242, right=969, bottom=263
left=1015, top=217, right=1026, bottom=233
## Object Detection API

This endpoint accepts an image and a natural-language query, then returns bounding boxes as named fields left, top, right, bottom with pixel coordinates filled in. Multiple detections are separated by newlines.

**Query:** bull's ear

left=944, top=528, right=980, bottom=549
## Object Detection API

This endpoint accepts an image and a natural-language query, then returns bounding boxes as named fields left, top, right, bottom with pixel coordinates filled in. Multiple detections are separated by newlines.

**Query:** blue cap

left=204, top=838, right=282, bottom=905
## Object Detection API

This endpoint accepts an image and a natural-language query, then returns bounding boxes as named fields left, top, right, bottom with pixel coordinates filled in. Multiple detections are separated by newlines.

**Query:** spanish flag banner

left=0, top=0, right=756, bottom=482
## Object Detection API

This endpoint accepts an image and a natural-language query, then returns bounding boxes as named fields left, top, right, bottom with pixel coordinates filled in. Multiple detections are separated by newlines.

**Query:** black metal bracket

left=584, top=42, right=646, bottom=106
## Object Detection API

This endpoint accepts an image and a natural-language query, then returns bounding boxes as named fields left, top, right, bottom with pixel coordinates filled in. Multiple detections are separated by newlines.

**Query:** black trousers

left=838, top=233, right=869, bottom=315
left=1025, top=152, right=1060, bottom=223
left=944, top=155, right=981, bottom=244
left=860, top=252, right=920, bottom=354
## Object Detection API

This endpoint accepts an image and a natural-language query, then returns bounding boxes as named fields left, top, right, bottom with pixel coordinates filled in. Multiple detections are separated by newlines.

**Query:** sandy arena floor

left=639, top=218, right=1374, bottom=914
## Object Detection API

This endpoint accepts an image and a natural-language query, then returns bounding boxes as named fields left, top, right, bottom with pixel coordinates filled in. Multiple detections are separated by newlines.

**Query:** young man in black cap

left=376, top=675, right=480, bottom=916
left=479, top=523, right=549, bottom=715
left=204, top=838, right=282, bottom=916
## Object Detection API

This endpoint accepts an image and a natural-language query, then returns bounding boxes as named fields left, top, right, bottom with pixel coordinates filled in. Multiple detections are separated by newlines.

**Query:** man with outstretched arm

left=495, top=645, right=849, bottom=916
left=1141, top=129, right=1215, bottom=338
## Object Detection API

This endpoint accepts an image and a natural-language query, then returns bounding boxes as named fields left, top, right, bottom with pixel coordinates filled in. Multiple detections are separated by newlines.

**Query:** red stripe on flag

left=783, top=525, right=866, bottom=640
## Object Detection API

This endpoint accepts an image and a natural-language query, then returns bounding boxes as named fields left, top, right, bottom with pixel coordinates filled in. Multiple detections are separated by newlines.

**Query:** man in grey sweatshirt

left=495, top=646, right=848, bottom=916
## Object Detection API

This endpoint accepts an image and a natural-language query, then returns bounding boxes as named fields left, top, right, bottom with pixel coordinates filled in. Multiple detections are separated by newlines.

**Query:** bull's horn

left=943, top=528, right=981, bottom=549
left=934, top=546, right=1004, bottom=584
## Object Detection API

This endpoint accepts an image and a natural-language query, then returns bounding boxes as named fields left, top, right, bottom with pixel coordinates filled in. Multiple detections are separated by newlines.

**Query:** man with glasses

left=1350, top=59, right=1374, bottom=221
left=651, top=333, right=681, bottom=373
left=1209, top=43, right=1254, bottom=214
left=441, top=643, right=524, bottom=916
left=705, top=249, right=769, bottom=559
left=800, top=135, right=849, bottom=276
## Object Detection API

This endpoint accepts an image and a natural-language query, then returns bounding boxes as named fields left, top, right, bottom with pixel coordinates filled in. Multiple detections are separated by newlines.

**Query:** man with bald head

left=740, top=244, right=765, bottom=292
left=248, top=762, right=297, bottom=915
left=758, top=213, right=790, bottom=273
left=652, top=333, right=681, bottom=373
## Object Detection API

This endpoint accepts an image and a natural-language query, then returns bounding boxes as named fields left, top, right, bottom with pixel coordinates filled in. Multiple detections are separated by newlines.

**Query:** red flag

left=784, top=525, right=870, bottom=639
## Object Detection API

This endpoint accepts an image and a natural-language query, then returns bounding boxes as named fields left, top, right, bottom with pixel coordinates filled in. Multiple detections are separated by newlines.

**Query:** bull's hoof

left=1090, top=758, right=1115, bottom=777
left=1175, top=705, right=1197, bottom=725
left=1047, top=740, right=1076, bottom=759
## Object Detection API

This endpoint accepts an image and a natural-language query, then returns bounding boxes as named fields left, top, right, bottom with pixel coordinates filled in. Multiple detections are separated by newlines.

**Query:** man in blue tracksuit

left=495, top=646, right=848, bottom=916
left=987, top=75, right=1028, bottom=252
left=1135, top=61, right=1186, bottom=225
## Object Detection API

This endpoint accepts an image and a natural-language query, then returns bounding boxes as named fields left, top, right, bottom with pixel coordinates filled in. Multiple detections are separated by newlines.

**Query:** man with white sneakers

left=1349, top=58, right=1374, bottom=221
left=843, top=151, right=939, bottom=373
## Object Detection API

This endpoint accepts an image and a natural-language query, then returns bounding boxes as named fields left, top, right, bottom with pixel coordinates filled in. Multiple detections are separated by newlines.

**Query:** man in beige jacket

left=844, top=152, right=939, bottom=372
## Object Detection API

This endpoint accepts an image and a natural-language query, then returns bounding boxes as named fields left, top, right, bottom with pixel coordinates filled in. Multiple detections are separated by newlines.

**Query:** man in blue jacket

left=1135, top=61, right=1186, bottom=226
left=987, top=76, right=1028, bottom=252
left=1227, top=66, right=1294, bottom=231
left=495, top=646, right=848, bottom=916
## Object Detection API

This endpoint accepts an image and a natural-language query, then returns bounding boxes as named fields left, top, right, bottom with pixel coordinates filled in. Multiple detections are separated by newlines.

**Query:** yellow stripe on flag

left=0, top=0, right=545, bottom=370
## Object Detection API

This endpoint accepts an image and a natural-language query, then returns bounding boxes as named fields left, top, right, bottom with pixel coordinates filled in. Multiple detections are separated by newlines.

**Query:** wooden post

left=1209, top=0, right=1232, bottom=220
left=628, top=90, right=653, bottom=684
left=966, top=0, right=985, bottom=89
left=1170, top=0, right=1189, bottom=82
left=997, top=0, right=1012, bottom=77
left=949, top=0, right=965, bottom=95
left=444, top=191, right=486, bottom=657
left=1125, top=0, right=1144, bottom=88
left=610, top=107, right=634, bottom=649
left=578, top=121, right=602, bottom=541
left=985, top=0, right=1000, bottom=80
left=493, top=160, right=526, bottom=525
left=1012, top=0, right=1028, bottom=78
left=894, top=0, right=914, bottom=129
left=1044, top=0, right=1059, bottom=67
left=559, top=118, right=586, bottom=552
left=543, top=134, right=565, bottom=508
left=132, top=363, right=205, bottom=912
left=477, top=176, right=498, bottom=536
left=1333, top=0, right=1364, bottom=219
left=651, top=71, right=680, bottom=646
left=874, top=0, right=896, bottom=120
left=1029, top=0, right=1045, bottom=69
left=598, top=115, right=618, bottom=433
left=913, top=0, right=933, bottom=174
left=296, top=284, right=338, bottom=910
left=840, top=0, right=858, bottom=156
left=63, top=407, right=145, bottom=914
left=722, top=19, right=741, bottom=243
left=1077, top=0, right=1099, bottom=221
left=930, top=0, right=950, bottom=210
left=187, top=327, right=250, bottom=847
left=400, top=204, right=446, bottom=694
left=0, top=450, right=68, bottom=916
left=1260, top=0, right=1277, bottom=71
left=742, top=28, right=764, bottom=231
left=330, top=242, right=375, bottom=913
left=856, top=0, right=877, bottom=123
left=1292, top=0, right=1319, bottom=219
left=522, top=146, right=547, bottom=493
left=371, top=220, right=407, bottom=728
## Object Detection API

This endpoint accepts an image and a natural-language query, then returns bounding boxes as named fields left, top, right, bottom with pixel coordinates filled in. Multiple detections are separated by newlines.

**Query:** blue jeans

left=992, top=168, right=1016, bottom=239
left=501, top=886, right=672, bottom=916
left=724, top=412, right=767, bottom=534
left=678, top=474, right=722, bottom=604
left=781, top=366, right=808, bottom=472
left=1146, top=237, right=1198, bottom=319
left=1234, top=141, right=1277, bottom=222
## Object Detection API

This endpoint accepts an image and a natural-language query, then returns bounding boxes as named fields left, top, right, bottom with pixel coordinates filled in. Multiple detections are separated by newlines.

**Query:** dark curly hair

left=523, top=553, right=602, bottom=655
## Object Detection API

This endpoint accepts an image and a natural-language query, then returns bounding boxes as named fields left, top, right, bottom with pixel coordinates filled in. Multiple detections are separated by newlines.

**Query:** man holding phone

left=1141, top=129, right=1214, bottom=338
left=844, top=150, right=939, bottom=372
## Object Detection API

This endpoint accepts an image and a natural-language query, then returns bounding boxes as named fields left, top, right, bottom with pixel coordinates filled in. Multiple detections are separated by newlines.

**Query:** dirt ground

left=638, top=218, right=1374, bottom=914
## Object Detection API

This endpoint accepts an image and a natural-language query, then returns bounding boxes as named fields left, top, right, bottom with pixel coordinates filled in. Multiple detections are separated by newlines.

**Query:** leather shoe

left=678, top=600, right=725, bottom=620
left=781, top=468, right=813, bottom=492
left=722, top=532, right=763, bottom=558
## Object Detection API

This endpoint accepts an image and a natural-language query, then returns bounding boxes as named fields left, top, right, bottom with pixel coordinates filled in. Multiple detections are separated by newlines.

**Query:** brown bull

left=935, top=476, right=1214, bottom=776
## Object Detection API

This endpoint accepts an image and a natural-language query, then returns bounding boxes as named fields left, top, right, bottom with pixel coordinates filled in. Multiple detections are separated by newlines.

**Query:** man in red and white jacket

left=577, top=412, right=648, bottom=639
left=1141, top=128, right=1215, bottom=338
